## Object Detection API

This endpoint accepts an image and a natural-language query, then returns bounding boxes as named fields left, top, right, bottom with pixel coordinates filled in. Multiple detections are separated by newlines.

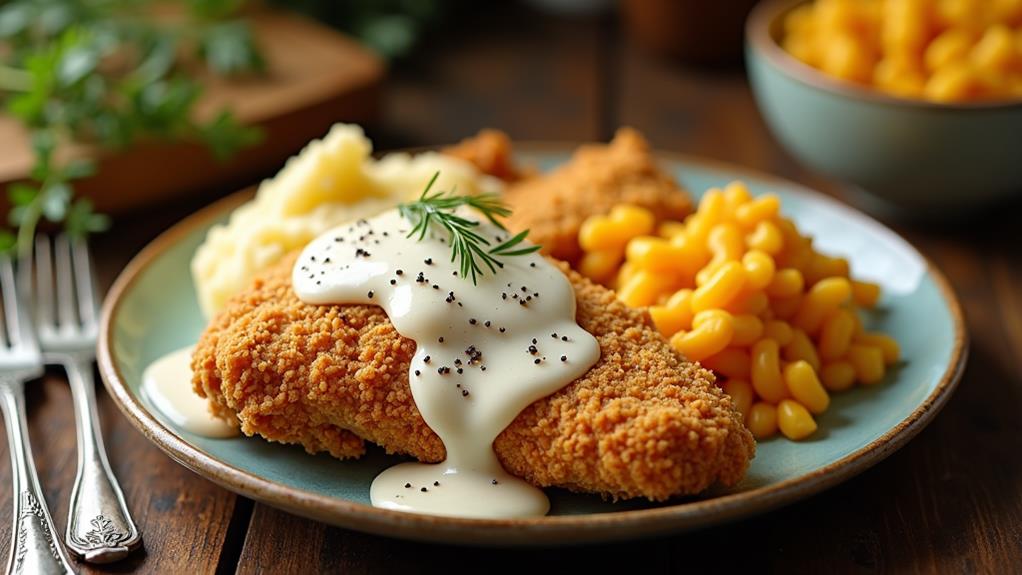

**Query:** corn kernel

left=626, top=236, right=700, bottom=276
left=702, top=348, right=752, bottom=379
left=751, top=338, right=788, bottom=403
left=723, top=379, right=754, bottom=418
left=783, top=360, right=831, bottom=414
left=847, top=344, right=886, bottom=384
left=746, top=220, right=784, bottom=255
left=698, top=189, right=727, bottom=225
left=820, top=361, right=857, bottom=392
left=851, top=280, right=881, bottom=308
left=723, top=181, right=752, bottom=215
left=618, top=270, right=675, bottom=307
left=763, top=320, right=794, bottom=346
left=708, top=223, right=745, bottom=261
left=743, top=250, right=776, bottom=291
left=766, top=268, right=805, bottom=298
left=692, top=262, right=747, bottom=312
left=579, top=216, right=618, bottom=252
left=855, top=332, right=901, bottom=364
left=731, top=314, right=765, bottom=347
left=724, top=290, right=770, bottom=316
left=821, top=33, right=875, bottom=83
left=784, top=328, right=822, bottom=371
left=670, top=314, right=734, bottom=362
left=649, top=302, right=692, bottom=338
left=805, top=253, right=850, bottom=285
left=735, top=194, right=781, bottom=227
left=972, top=25, right=1015, bottom=71
left=818, top=308, right=856, bottom=361
left=926, top=28, right=975, bottom=72
left=747, top=402, right=779, bottom=439
left=925, top=63, right=986, bottom=102
left=657, top=221, right=686, bottom=239
left=793, top=277, right=852, bottom=335
left=777, top=399, right=818, bottom=440
left=771, top=294, right=804, bottom=320
left=579, top=250, right=622, bottom=284
left=610, top=204, right=656, bottom=235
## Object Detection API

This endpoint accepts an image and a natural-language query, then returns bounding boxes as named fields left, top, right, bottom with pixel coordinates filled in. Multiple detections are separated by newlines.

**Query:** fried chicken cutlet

left=446, top=128, right=693, bottom=264
left=193, top=253, right=754, bottom=501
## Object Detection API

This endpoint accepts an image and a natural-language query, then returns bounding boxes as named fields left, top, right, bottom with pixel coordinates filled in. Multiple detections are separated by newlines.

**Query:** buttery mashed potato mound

left=192, top=124, right=501, bottom=318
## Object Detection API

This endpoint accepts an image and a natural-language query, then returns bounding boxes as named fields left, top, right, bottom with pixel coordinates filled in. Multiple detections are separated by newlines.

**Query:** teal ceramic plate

left=98, top=148, right=966, bottom=545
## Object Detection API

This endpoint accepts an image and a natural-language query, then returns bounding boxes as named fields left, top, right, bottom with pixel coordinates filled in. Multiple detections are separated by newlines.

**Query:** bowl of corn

left=577, top=183, right=900, bottom=441
left=746, top=0, right=1022, bottom=213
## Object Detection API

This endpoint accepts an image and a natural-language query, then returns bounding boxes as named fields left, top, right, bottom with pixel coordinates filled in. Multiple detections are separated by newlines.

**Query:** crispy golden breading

left=502, top=128, right=692, bottom=264
left=193, top=254, right=754, bottom=501
left=443, top=129, right=525, bottom=182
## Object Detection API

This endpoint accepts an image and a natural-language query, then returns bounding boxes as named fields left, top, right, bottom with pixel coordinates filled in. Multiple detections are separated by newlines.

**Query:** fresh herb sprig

left=398, top=173, right=540, bottom=284
left=0, top=0, right=266, bottom=254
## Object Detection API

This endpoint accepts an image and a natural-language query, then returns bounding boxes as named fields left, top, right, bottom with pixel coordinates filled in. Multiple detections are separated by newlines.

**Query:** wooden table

left=3, top=4, right=1021, bottom=573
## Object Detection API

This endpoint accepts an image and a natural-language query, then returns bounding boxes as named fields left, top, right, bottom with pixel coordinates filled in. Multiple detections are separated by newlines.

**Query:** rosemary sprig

left=398, top=172, right=540, bottom=284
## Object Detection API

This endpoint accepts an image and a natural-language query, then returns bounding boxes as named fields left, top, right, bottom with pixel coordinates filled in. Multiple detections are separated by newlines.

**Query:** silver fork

left=33, top=236, right=140, bottom=564
left=0, top=255, right=75, bottom=575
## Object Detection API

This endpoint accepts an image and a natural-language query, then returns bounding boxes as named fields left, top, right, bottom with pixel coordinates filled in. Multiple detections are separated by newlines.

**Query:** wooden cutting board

left=0, top=8, right=385, bottom=215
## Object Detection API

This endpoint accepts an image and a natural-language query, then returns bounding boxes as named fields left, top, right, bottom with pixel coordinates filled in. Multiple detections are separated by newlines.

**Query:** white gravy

left=141, top=346, right=239, bottom=439
left=293, top=209, right=600, bottom=518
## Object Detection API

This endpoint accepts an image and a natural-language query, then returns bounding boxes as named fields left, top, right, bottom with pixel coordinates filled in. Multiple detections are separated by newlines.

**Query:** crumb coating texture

left=193, top=254, right=754, bottom=501
left=502, top=127, right=692, bottom=265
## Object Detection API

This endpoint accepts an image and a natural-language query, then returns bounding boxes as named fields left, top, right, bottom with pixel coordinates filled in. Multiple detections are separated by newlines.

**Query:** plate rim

left=97, top=147, right=968, bottom=545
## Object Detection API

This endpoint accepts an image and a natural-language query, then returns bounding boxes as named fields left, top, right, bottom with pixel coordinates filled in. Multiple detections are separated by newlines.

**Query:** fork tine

left=0, top=255, right=33, bottom=350
left=54, top=235, right=76, bottom=330
left=69, top=236, right=98, bottom=327
left=34, top=235, right=55, bottom=332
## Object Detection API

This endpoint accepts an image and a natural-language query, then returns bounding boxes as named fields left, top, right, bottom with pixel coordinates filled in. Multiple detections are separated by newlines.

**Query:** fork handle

left=0, top=380, right=75, bottom=575
left=61, top=356, right=140, bottom=563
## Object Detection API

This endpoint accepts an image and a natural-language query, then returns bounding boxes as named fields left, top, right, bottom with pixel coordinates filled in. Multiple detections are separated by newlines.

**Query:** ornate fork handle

left=59, top=354, right=140, bottom=563
left=0, top=378, right=75, bottom=575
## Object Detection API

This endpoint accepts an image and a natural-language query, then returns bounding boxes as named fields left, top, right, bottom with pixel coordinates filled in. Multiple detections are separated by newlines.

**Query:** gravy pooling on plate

left=291, top=208, right=600, bottom=519
left=141, top=346, right=239, bottom=439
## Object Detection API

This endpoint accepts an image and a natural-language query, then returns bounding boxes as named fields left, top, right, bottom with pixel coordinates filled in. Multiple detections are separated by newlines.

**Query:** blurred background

left=1, top=1, right=1021, bottom=572
left=0, top=0, right=779, bottom=238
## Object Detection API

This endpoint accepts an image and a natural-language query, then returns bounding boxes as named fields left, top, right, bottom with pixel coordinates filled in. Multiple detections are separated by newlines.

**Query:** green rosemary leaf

left=397, top=172, right=541, bottom=285
left=0, top=231, right=15, bottom=252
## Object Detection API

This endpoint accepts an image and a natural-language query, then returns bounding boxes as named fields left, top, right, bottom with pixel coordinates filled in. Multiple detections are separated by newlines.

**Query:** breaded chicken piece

left=193, top=254, right=754, bottom=501
left=443, top=129, right=525, bottom=182
left=500, top=128, right=693, bottom=264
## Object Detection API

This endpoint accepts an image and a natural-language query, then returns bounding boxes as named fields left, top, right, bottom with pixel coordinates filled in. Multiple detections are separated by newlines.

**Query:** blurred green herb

left=0, top=0, right=266, bottom=254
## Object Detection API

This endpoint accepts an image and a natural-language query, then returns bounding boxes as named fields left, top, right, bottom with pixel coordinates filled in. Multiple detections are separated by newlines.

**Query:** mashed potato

left=191, top=124, right=502, bottom=318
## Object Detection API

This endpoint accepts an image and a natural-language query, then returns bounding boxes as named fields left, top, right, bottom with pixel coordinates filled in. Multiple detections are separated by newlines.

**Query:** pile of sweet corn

left=782, top=0, right=1022, bottom=102
left=577, top=182, right=900, bottom=441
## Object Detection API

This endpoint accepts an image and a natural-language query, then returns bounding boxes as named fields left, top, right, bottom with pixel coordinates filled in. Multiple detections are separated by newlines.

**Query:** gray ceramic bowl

left=746, top=0, right=1022, bottom=213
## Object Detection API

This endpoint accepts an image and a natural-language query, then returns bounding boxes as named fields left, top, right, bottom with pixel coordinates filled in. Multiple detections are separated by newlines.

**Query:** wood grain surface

left=0, top=8, right=384, bottom=216
left=1, top=3, right=1019, bottom=574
